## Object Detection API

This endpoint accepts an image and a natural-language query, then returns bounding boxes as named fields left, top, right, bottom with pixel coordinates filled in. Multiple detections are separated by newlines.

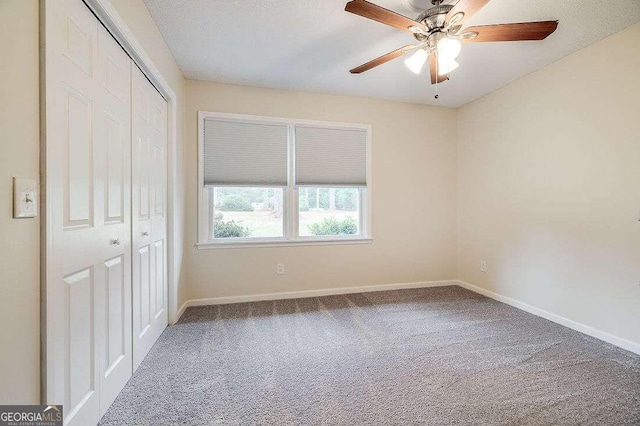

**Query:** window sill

left=195, top=238, right=373, bottom=250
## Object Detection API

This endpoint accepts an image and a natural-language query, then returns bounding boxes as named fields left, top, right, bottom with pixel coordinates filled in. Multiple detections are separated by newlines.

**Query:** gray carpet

left=100, top=286, right=640, bottom=425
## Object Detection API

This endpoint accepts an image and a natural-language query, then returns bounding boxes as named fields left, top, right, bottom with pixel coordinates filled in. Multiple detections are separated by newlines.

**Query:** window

left=212, top=187, right=284, bottom=239
left=198, top=111, right=371, bottom=247
left=298, top=188, right=361, bottom=237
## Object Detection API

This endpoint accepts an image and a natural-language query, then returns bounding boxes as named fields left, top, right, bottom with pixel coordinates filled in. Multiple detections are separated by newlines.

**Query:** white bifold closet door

left=45, top=0, right=169, bottom=424
left=131, top=65, right=169, bottom=371
left=44, top=0, right=132, bottom=424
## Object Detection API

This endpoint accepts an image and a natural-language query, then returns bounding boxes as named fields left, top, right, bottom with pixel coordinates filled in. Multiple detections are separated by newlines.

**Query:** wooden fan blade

left=350, top=45, right=417, bottom=74
left=429, top=52, right=448, bottom=84
left=446, top=0, right=492, bottom=28
left=345, top=0, right=425, bottom=33
left=461, top=21, right=559, bottom=42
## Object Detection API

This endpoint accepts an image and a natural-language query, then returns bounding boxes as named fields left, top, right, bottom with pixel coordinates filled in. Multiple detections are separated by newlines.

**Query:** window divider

left=290, top=188, right=299, bottom=240
left=286, top=123, right=296, bottom=240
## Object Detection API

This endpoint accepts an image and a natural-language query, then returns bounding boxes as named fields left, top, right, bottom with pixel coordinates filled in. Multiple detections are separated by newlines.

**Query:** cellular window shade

left=203, top=118, right=289, bottom=186
left=295, top=126, right=368, bottom=187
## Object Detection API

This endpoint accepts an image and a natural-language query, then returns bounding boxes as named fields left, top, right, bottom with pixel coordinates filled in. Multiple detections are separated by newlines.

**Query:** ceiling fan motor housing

left=413, top=4, right=454, bottom=41
left=416, top=4, right=453, bottom=30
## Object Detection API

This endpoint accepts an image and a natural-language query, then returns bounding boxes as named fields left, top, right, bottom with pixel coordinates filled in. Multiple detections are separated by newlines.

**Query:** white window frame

left=197, top=111, right=372, bottom=249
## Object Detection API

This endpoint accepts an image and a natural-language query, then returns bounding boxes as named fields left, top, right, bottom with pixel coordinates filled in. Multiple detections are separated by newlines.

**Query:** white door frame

left=41, top=0, right=181, bottom=404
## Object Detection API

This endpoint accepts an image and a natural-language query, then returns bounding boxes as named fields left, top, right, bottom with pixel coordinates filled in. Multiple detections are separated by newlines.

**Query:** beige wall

left=0, top=0, right=187, bottom=404
left=0, top=0, right=41, bottom=404
left=457, top=23, right=640, bottom=346
left=185, top=81, right=458, bottom=301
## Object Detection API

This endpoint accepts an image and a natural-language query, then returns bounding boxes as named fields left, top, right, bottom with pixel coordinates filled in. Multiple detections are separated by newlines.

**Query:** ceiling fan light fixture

left=437, top=37, right=462, bottom=60
left=437, top=58, right=459, bottom=75
left=404, top=48, right=429, bottom=74
left=344, top=0, right=559, bottom=86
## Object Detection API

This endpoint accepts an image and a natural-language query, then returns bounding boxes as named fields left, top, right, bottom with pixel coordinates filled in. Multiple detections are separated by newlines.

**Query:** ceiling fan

left=345, top=0, right=558, bottom=85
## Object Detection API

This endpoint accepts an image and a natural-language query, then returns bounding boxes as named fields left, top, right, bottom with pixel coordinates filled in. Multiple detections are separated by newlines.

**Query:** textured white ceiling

left=143, top=0, right=640, bottom=107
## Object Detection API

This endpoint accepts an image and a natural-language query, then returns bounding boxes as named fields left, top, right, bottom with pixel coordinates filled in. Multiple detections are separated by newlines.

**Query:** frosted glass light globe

left=437, top=38, right=462, bottom=60
left=404, top=48, right=429, bottom=74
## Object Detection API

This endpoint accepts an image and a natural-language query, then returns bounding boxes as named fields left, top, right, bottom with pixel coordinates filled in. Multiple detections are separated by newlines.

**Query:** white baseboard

left=176, top=280, right=456, bottom=319
left=456, top=280, right=640, bottom=355
left=175, top=301, right=189, bottom=323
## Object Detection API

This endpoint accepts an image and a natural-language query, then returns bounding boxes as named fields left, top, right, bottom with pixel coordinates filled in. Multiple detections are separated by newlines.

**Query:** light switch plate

left=13, top=177, right=38, bottom=218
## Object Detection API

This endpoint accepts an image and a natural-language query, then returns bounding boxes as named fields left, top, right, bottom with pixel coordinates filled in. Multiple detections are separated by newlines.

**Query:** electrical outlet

left=480, top=261, right=487, bottom=273
left=276, top=263, right=285, bottom=275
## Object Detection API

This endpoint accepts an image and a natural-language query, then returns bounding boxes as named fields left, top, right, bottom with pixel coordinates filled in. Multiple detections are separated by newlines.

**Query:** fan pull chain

left=435, top=52, right=439, bottom=100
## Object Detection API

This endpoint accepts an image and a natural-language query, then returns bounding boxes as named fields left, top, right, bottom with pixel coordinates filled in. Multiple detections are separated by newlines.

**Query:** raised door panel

left=153, top=146, right=164, bottom=217
left=104, top=256, right=124, bottom=371
left=154, top=240, right=164, bottom=318
left=65, top=90, right=93, bottom=227
left=137, top=137, right=151, bottom=220
left=64, top=268, right=98, bottom=422
left=149, top=243, right=157, bottom=321
left=100, top=251, right=131, bottom=413
left=134, top=84, right=150, bottom=123
left=138, top=245, right=151, bottom=338
left=105, top=114, right=124, bottom=223
left=64, top=16, right=93, bottom=77
left=104, top=54, right=127, bottom=103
